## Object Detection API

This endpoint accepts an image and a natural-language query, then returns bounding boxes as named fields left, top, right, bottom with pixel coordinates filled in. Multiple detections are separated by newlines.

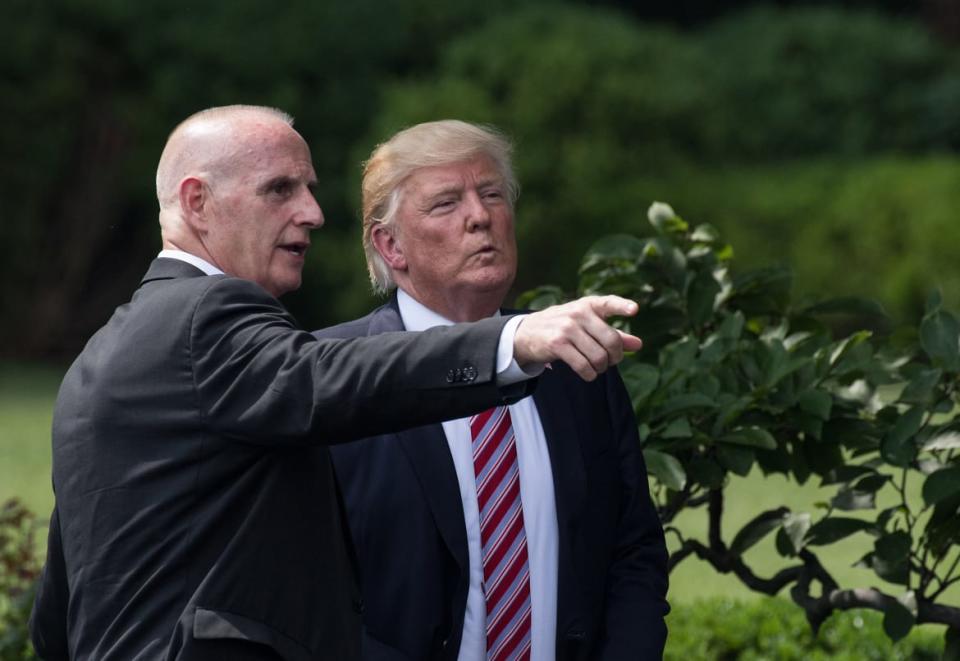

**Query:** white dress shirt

left=397, top=289, right=559, bottom=661
left=158, top=249, right=223, bottom=275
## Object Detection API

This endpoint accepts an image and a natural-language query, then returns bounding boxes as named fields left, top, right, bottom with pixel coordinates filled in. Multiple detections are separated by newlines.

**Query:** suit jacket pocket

left=193, top=607, right=313, bottom=661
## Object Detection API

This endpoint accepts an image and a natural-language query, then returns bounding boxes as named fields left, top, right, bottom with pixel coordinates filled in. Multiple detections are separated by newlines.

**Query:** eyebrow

left=256, top=175, right=296, bottom=196
left=422, top=176, right=504, bottom=203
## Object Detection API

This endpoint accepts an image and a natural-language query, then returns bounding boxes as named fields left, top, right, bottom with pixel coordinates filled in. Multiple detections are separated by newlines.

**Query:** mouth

left=279, top=241, right=309, bottom=257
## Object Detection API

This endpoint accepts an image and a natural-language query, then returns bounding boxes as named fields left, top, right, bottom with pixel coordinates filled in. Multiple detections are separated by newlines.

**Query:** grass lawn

left=0, top=362, right=63, bottom=518
left=2, top=362, right=957, bottom=636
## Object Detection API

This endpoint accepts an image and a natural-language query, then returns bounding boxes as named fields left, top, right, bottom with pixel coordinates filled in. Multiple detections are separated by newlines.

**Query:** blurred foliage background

left=3, top=0, right=960, bottom=656
left=2, top=0, right=960, bottom=361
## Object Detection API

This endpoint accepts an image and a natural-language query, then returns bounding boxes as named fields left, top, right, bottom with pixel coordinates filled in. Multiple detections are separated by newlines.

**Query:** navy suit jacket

left=316, top=297, right=669, bottom=661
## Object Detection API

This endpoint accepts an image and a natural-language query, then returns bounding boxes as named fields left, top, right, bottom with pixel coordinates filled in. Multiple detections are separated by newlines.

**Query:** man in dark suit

left=319, top=121, right=669, bottom=660
left=29, top=106, right=644, bottom=660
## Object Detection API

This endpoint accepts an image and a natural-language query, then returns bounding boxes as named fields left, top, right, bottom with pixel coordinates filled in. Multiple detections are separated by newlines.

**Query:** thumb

left=593, top=295, right=639, bottom=319
left=617, top=329, right=643, bottom=353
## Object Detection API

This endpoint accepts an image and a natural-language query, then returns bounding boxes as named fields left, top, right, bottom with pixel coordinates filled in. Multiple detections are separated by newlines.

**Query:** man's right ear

left=371, top=225, right=407, bottom=271
left=179, top=177, right=208, bottom=233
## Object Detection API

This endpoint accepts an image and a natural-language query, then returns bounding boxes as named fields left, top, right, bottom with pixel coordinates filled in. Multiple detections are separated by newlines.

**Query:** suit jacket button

left=464, top=365, right=477, bottom=381
left=353, top=598, right=364, bottom=614
left=446, top=369, right=456, bottom=383
left=441, top=638, right=448, bottom=649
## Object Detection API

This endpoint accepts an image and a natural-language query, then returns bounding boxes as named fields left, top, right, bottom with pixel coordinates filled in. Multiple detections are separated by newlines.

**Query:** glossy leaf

left=716, top=444, right=754, bottom=477
left=781, top=512, right=811, bottom=554
left=806, top=517, right=874, bottom=545
left=719, top=427, right=777, bottom=450
left=730, top=507, right=790, bottom=554
left=643, top=449, right=686, bottom=491
left=922, top=465, right=960, bottom=507
left=882, top=593, right=916, bottom=642
left=898, top=368, right=942, bottom=405
left=920, top=307, right=960, bottom=371
left=880, top=406, right=923, bottom=467
left=798, top=390, right=832, bottom=421
left=687, top=269, right=721, bottom=328
left=923, top=431, right=960, bottom=452
left=831, top=487, right=875, bottom=511
left=621, top=363, right=659, bottom=406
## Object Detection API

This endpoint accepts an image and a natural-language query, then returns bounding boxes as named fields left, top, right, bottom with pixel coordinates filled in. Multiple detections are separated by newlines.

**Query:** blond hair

left=361, top=120, right=518, bottom=294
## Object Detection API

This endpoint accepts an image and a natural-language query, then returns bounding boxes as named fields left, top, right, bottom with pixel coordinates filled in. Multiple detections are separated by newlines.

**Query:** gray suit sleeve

left=191, top=277, right=526, bottom=444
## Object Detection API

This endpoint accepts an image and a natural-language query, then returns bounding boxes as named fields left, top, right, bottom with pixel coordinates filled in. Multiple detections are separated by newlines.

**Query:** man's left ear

left=371, top=225, right=407, bottom=271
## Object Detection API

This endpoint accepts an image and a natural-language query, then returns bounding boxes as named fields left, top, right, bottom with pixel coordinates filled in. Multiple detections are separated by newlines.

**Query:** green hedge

left=665, top=597, right=943, bottom=660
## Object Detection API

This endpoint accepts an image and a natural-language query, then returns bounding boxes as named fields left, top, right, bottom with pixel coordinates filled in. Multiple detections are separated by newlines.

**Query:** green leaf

left=922, top=465, right=960, bottom=507
left=923, top=431, right=960, bottom=452
left=621, top=363, right=660, bottom=406
left=579, top=234, right=647, bottom=272
left=924, top=493, right=960, bottom=558
left=800, top=296, right=889, bottom=320
left=660, top=337, right=698, bottom=373
left=661, top=416, right=692, bottom=439
left=798, top=390, right=832, bottom=421
left=690, top=223, right=720, bottom=243
left=874, top=530, right=912, bottom=564
left=806, top=517, right=874, bottom=545
left=688, top=456, right=725, bottom=488
left=514, top=285, right=567, bottom=310
left=828, top=331, right=873, bottom=368
left=716, top=444, right=754, bottom=477
left=686, top=270, right=721, bottom=328
left=898, top=368, right=942, bottom=405
left=643, top=449, right=686, bottom=491
left=820, top=464, right=876, bottom=486
left=882, top=593, right=916, bottom=642
left=719, top=427, right=777, bottom=450
left=880, top=406, right=923, bottom=467
left=831, top=487, right=875, bottom=511
left=730, top=507, right=790, bottom=554
left=658, top=393, right=718, bottom=417
left=853, top=473, right=891, bottom=493
left=731, top=267, right=793, bottom=315
left=781, top=512, right=811, bottom=554
left=920, top=307, right=960, bottom=371
left=647, top=201, right=688, bottom=235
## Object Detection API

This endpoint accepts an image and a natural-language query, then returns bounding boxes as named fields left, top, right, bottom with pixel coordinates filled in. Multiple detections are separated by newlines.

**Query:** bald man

left=28, top=106, right=643, bottom=660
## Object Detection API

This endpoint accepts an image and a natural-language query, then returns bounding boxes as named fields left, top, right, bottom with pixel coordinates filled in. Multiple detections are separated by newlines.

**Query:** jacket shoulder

left=313, top=303, right=394, bottom=339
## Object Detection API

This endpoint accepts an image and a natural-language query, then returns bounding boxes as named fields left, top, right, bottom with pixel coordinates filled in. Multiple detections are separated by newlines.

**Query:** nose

left=296, top=189, right=325, bottom=229
left=465, top=191, right=491, bottom=232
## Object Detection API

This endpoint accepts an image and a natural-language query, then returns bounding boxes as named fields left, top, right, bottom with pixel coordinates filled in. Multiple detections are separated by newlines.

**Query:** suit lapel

left=533, top=368, right=589, bottom=639
left=534, top=369, right=587, bottom=532
left=367, top=299, right=470, bottom=575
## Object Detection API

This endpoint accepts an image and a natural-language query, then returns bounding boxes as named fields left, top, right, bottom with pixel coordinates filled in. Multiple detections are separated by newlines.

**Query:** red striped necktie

left=470, top=406, right=532, bottom=661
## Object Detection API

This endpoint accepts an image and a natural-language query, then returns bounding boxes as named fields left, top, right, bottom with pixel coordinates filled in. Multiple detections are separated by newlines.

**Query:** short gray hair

left=361, top=120, right=519, bottom=294
left=155, top=105, right=294, bottom=209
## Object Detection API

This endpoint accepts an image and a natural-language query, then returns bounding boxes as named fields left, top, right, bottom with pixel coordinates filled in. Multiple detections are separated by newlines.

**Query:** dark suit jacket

left=317, top=297, right=669, bottom=661
left=29, top=259, right=533, bottom=661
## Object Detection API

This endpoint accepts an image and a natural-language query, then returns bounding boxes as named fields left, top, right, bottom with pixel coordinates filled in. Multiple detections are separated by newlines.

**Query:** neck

left=398, top=287, right=503, bottom=323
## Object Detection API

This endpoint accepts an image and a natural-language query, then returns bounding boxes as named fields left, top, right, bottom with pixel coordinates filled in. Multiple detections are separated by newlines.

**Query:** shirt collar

left=396, top=288, right=500, bottom=331
left=157, top=249, right=224, bottom=276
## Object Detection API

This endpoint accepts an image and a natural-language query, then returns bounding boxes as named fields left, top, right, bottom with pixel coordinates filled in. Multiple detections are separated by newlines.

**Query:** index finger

left=590, top=295, right=639, bottom=319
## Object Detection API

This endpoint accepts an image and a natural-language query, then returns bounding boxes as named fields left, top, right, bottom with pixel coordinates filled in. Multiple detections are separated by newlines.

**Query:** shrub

left=0, top=499, right=40, bottom=660
left=520, top=201, right=960, bottom=650
left=665, top=597, right=943, bottom=660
